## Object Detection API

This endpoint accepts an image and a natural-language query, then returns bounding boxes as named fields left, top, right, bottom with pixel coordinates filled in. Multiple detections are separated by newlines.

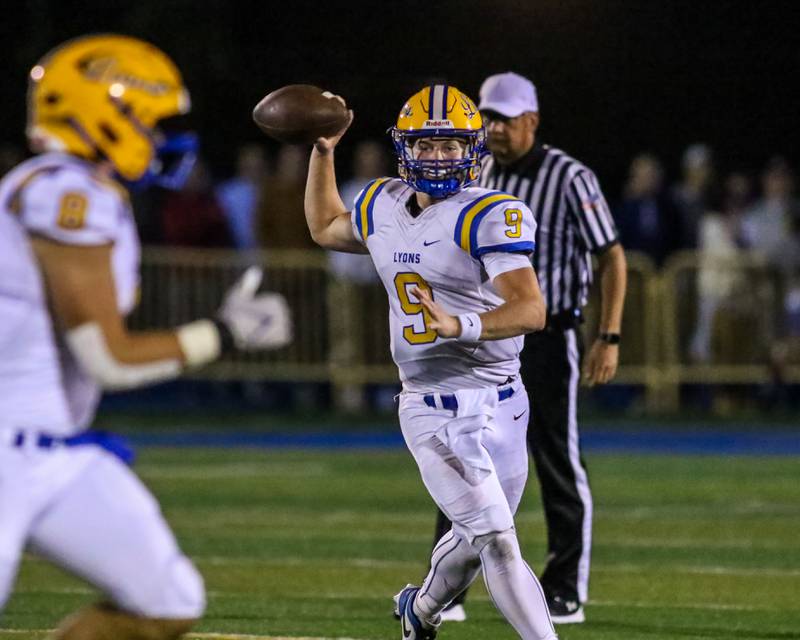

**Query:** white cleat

left=547, top=595, right=585, bottom=624
left=439, top=603, right=467, bottom=622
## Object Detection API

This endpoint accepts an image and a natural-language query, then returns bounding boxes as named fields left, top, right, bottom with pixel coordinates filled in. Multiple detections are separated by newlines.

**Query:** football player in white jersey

left=0, top=35, right=291, bottom=639
left=304, top=85, right=557, bottom=640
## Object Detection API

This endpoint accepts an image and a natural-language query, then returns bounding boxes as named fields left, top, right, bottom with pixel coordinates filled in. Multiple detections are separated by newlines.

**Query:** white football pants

left=0, top=441, right=205, bottom=619
left=399, top=381, right=557, bottom=639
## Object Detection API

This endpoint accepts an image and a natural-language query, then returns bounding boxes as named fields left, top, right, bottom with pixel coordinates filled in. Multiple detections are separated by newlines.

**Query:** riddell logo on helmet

left=424, top=120, right=454, bottom=128
left=80, top=57, right=170, bottom=96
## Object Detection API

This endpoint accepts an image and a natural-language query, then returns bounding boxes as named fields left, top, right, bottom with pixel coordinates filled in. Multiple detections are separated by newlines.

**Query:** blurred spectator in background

left=329, top=140, right=386, bottom=284
left=688, top=172, right=753, bottom=363
left=216, top=143, right=269, bottom=250
left=258, top=145, right=316, bottom=250
left=741, top=157, right=800, bottom=406
left=741, top=157, right=799, bottom=266
left=160, top=157, right=232, bottom=247
left=0, top=143, right=25, bottom=177
left=328, top=141, right=387, bottom=411
left=615, top=153, right=682, bottom=266
left=671, top=143, right=716, bottom=249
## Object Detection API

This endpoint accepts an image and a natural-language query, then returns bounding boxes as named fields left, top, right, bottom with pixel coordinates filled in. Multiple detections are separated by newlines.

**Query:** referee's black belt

left=546, top=309, right=583, bottom=331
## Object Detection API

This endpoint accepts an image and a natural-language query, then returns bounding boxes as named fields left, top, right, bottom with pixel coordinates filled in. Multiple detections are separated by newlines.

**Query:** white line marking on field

left=196, top=555, right=417, bottom=569
left=589, top=599, right=772, bottom=612
left=0, top=629, right=366, bottom=640
left=13, top=586, right=95, bottom=595
left=595, top=563, right=800, bottom=577
left=601, top=536, right=793, bottom=550
left=139, top=462, right=329, bottom=479
left=0, top=632, right=366, bottom=640
left=190, top=634, right=366, bottom=640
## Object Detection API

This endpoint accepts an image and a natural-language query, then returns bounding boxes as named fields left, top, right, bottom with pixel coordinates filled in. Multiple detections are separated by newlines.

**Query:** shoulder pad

left=352, top=177, right=395, bottom=242
left=18, top=161, right=129, bottom=246
left=453, top=191, right=535, bottom=258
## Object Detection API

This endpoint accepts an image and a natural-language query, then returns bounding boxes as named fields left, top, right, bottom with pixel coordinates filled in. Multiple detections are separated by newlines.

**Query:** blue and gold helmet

left=27, top=34, right=197, bottom=189
left=390, top=84, right=486, bottom=198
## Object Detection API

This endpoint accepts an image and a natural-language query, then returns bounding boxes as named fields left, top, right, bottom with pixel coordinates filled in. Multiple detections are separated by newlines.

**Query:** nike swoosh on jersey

left=422, top=239, right=441, bottom=246
left=513, top=411, right=527, bottom=420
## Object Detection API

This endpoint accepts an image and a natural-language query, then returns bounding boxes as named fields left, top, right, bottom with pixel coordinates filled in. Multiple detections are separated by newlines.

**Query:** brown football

left=252, top=84, right=349, bottom=144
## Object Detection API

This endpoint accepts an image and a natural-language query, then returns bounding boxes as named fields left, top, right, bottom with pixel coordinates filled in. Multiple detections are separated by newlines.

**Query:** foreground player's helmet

left=27, top=34, right=197, bottom=188
left=390, top=84, right=487, bottom=198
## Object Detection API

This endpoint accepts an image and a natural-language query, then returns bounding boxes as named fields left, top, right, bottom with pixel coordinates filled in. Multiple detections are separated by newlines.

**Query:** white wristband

left=176, top=319, right=222, bottom=368
left=457, top=312, right=482, bottom=342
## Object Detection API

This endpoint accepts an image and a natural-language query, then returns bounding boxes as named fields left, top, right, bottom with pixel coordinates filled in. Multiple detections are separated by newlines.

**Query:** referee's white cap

left=478, top=72, right=539, bottom=118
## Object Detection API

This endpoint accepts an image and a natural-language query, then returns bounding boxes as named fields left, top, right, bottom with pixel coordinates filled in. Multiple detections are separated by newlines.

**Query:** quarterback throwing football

left=0, top=35, right=291, bottom=639
left=304, top=85, right=557, bottom=640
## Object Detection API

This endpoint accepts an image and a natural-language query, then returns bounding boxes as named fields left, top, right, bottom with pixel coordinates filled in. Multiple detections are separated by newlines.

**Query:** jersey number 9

left=504, top=208, right=522, bottom=238
left=394, top=272, right=437, bottom=345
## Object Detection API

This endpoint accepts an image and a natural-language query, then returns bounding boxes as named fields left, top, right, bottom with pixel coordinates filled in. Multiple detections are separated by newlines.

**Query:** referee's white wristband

left=457, top=312, right=482, bottom=342
left=176, top=319, right=222, bottom=368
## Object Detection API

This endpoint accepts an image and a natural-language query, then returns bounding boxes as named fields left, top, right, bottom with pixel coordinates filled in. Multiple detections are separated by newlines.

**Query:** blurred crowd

left=2, top=139, right=799, bottom=407
left=618, top=145, right=800, bottom=408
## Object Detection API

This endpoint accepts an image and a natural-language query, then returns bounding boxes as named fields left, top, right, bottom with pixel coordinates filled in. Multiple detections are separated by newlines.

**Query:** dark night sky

left=1, top=0, right=798, bottom=196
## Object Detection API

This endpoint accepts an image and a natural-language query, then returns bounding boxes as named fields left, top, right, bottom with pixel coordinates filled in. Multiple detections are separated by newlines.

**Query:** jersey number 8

left=394, top=272, right=437, bottom=345
left=57, top=192, right=88, bottom=230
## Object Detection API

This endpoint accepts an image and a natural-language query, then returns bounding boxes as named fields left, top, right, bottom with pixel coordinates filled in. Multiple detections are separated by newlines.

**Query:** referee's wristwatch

left=598, top=332, right=621, bottom=345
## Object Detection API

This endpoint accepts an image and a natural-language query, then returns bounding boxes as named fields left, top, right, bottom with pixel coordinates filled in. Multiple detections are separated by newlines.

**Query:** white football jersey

left=350, top=178, right=536, bottom=392
left=0, top=153, right=140, bottom=435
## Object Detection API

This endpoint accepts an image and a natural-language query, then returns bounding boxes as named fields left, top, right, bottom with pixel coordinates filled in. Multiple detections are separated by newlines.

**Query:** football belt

left=423, top=385, right=515, bottom=411
left=6, top=429, right=136, bottom=465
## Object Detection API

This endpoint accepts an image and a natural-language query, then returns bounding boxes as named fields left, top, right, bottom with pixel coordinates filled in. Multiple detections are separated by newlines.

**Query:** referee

left=434, top=72, right=627, bottom=625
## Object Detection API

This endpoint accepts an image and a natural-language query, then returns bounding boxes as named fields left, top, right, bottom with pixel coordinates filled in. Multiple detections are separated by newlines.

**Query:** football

left=252, top=84, right=350, bottom=144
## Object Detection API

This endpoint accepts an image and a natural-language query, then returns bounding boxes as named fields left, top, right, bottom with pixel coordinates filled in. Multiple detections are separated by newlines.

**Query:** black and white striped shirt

left=480, top=143, right=618, bottom=315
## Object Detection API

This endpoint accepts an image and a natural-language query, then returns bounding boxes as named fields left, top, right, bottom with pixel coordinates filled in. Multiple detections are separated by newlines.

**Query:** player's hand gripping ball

left=252, top=84, right=350, bottom=144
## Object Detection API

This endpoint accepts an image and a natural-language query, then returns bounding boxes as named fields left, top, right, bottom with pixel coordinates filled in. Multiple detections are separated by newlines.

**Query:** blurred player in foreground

left=304, top=85, right=557, bottom=639
left=0, top=35, right=290, bottom=639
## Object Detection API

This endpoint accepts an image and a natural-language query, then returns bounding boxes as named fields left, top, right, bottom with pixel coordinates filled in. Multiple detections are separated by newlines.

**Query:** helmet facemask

left=392, top=129, right=486, bottom=198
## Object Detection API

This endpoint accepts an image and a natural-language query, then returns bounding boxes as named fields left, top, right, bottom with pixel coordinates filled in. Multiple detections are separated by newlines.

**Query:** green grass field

left=2, top=447, right=799, bottom=640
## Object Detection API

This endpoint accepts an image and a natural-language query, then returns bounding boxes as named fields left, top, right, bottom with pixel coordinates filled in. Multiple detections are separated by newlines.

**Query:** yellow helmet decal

left=27, top=34, right=190, bottom=181
left=395, top=85, right=483, bottom=133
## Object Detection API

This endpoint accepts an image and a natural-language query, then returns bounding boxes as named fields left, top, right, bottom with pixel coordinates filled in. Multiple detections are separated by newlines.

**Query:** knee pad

left=473, top=529, right=521, bottom=568
left=453, top=500, right=515, bottom=541
left=160, top=555, right=205, bottom=619
left=119, top=554, right=205, bottom=620
left=0, top=556, right=20, bottom=612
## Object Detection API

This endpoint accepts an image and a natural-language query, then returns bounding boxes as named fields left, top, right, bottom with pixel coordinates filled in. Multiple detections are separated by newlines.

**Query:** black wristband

left=212, top=318, right=237, bottom=354
left=598, top=332, right=621, bottom=345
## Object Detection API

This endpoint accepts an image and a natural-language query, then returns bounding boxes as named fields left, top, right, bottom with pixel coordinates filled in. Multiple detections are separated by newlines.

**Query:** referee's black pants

left=522, top=324, right=592, bottom=604
left=432, top=324, right=592, bottom=606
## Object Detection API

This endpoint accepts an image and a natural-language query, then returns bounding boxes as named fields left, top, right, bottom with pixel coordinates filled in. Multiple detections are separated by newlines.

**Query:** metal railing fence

left=129, top=247, right=800, bottom=412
